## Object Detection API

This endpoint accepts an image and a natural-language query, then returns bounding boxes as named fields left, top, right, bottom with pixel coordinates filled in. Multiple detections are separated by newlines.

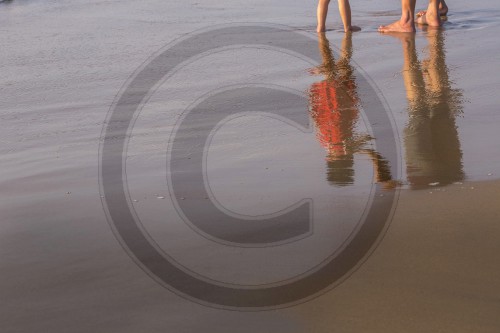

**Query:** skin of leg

left=338, top=0, right=352, bottom=32
left=378, top=0, right=416, bottom=33
left=416, top=0, right=442, bottom=26
left=417, top=0, right=448, bottom=17
left=440, top=0, right=448, bottom=14
left=317, top=0, right=330, bottom=32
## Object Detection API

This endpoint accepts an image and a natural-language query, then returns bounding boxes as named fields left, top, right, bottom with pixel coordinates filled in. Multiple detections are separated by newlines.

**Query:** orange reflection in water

left=309, top=33, right=393, bottom=188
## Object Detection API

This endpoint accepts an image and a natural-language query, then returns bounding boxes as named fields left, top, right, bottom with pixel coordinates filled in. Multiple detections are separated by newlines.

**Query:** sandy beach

left=1, top=0, right=500, bottom=332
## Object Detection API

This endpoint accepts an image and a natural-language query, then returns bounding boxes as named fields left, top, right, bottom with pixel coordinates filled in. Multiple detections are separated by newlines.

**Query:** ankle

left=400, top=14, right=414, bottom=27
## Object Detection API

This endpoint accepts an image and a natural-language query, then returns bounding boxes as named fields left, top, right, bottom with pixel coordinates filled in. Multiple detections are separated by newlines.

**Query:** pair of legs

left=378, top=0, right=447, bottom=33
left=388, top=31, right=463, bottom=187
left=418, top=0, right=448, bottom=17
left=310, top=33, right=396, bottom=188
left=317, top=0, right=358, bottom=32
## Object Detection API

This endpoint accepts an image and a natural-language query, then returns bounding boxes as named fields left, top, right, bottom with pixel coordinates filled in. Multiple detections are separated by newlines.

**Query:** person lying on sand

left=378, top=0, right=447, bottom=33
left=317, top=0, right=360, bottom=32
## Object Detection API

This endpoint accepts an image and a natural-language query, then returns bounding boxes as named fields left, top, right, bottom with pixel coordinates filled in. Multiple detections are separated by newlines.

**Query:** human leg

left=338, top=0, right=352, bottom=32
left=417, top=0, right=448, bottom=18
left=317, top=0, right=331, bottom=32
left=416, top=0, right=443, bottom=26
left=378, top=0, right=416, bottom=33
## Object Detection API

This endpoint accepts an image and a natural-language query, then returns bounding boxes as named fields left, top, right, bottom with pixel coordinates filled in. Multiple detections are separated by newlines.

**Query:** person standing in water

left=378, top=0, right=448, bottom=33
left=317, top=0, right=360, bottom=32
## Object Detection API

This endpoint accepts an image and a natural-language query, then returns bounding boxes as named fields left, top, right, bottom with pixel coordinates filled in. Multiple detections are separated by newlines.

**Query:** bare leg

left=338, top=0, right=360, bottom=32
left=378, top=0, right=416, bottom=33
left=416, top=0, right=442, bottom=26
left=317, top=0, right=330, bottom=32
left=417, top=0, right=448, bottom=17
left=440, top=0, right=449, bottom=15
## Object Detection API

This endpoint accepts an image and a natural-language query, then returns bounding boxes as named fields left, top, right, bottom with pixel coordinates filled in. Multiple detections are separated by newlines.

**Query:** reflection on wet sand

left=392, top=30, right=465, bottom=189
left=309, top=33, right=393, bottom=188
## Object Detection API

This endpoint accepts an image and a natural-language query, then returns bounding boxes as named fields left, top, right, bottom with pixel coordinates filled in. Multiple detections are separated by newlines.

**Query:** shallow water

left=1, top=0, right=500, bottom=332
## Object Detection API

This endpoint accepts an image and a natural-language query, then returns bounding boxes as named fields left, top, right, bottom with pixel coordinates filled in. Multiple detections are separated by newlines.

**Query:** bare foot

left=417, top=10, right=448, bottom=17
left=417, top=3, right=448, bottom=17
left=378, top=19, right=415, bottom=33
left=417, top=11, right=448, bottom=23
left=415, top=10, right=442, bottom=27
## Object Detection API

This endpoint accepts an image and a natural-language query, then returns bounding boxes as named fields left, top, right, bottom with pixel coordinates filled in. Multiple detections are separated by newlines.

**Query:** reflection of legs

left=399, top=34, right=433, bottom=175
left=336, top=32, right=353, bottom=77
left=396, top=34, right=436, bottom=186
left=395, top=31, right=463, bottom=187
left=422, top=31, right=464, bottom=184
left=317, top=32, right=331, bottom=60
left=400, top=35, right=426, bottom=107
left=340, top=31, right=353, bottom=60
left=359, top=149, right=395, bottom=188
left=317, top=32, right=336, bottom=76
left=422, top=31, right=447, bottom=101
left=317, top=0, right=330, bottom=32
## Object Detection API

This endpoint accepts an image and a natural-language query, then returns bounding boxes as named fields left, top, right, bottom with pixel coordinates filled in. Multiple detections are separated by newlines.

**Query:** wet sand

left=1, top=0, right=500, bottom=332
left=295, top=179, right=500, bottom=332
left=2, top=179, right=499, bottom=332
